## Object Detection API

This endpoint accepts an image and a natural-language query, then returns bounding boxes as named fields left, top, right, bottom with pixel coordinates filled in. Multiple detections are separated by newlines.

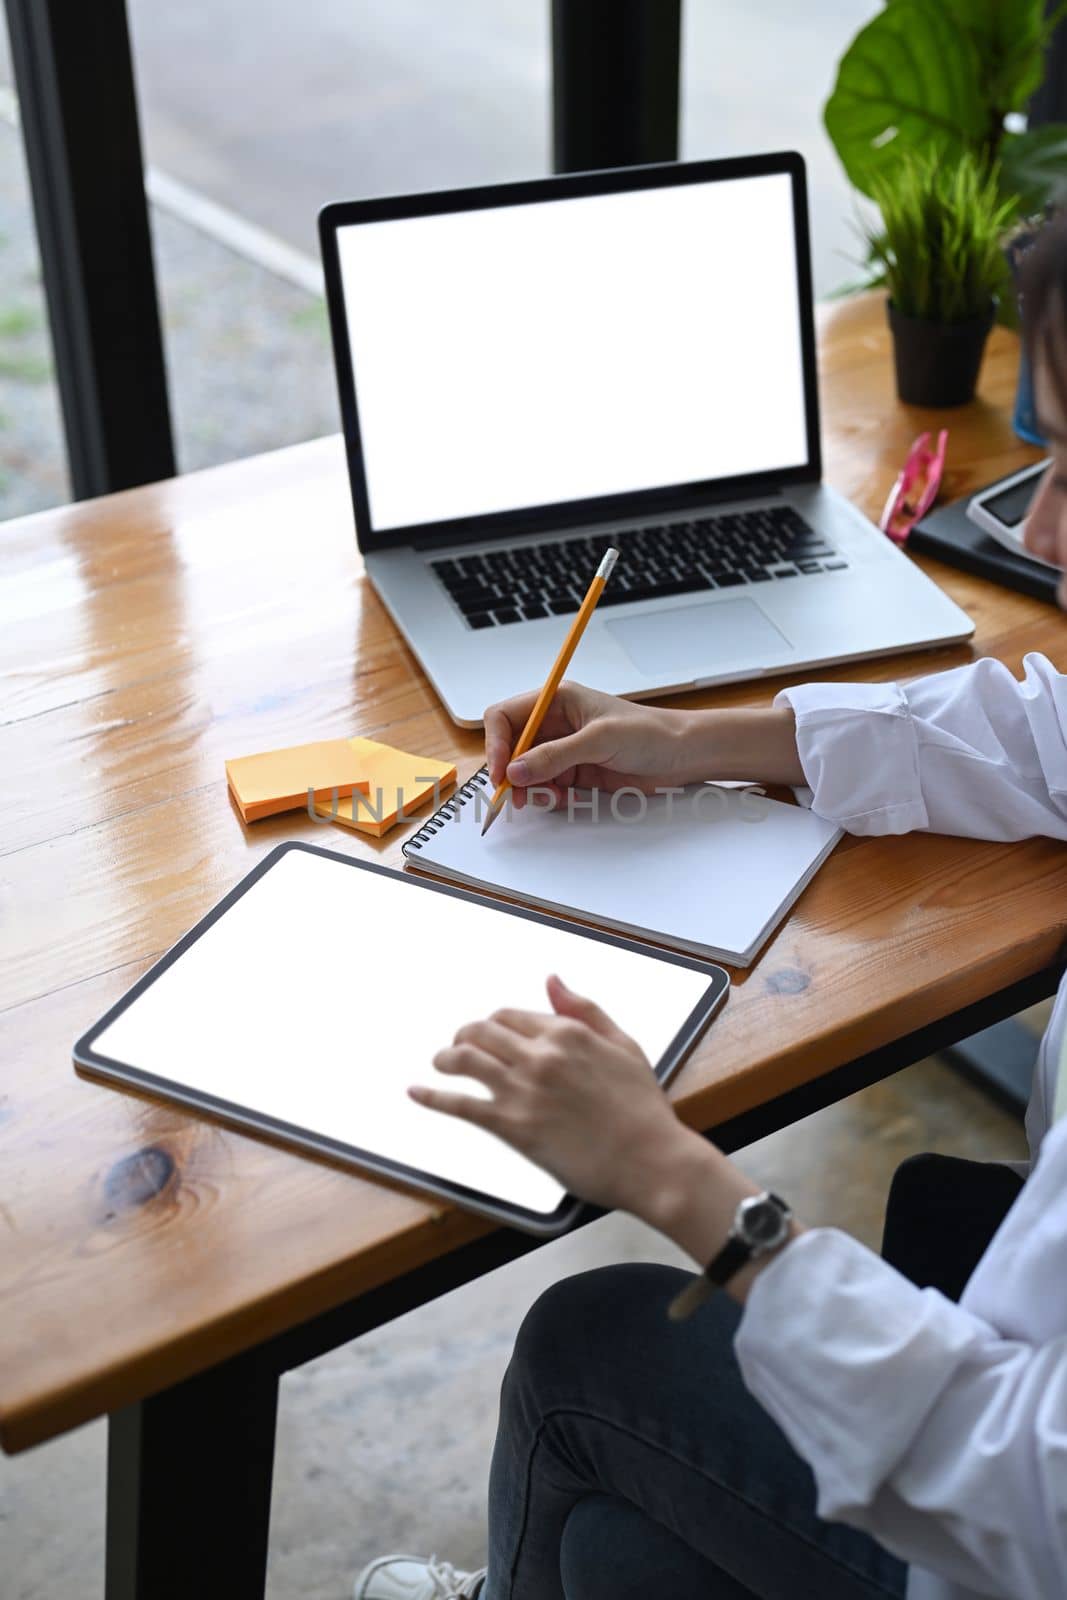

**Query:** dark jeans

left=482, top=1153, right=1025, bottom=1600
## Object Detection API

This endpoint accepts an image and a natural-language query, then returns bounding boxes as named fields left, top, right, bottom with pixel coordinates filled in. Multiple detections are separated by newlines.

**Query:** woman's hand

left=410, top=976, right=803, bottom=1297
left=483, top=681, right=707, bottom=810
left=407, top=974, right=695, bottom=1215
left=484, top=680, right=804, bottom=809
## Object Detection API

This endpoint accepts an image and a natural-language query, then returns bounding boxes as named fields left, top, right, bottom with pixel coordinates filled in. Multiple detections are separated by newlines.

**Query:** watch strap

left=704, top=1233, right=753, bottom=1286
left=666, top=1270, right=716, bottom=1321
left=667, top=1236, right=751, bottom=1321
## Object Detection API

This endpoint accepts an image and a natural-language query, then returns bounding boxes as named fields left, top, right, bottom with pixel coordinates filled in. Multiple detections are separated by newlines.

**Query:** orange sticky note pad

left=226, top=740, right=372, bottom=823
left=313, top=738, right=456, bottom=838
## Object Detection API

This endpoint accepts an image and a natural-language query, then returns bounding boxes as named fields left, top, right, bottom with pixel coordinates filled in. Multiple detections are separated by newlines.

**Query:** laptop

left=320, top=152, right=974, bottom=727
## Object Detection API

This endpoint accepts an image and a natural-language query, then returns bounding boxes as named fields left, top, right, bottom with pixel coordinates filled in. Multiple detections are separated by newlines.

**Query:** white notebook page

left=405, top=775, right=841, bottom=966
left=90, top=848, right=715, bottom=1219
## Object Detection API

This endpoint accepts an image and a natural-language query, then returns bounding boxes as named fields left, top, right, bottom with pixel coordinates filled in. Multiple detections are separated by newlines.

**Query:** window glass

left=0, top=18, right=68, bottom=518
left=0, top=1, right=876, bottom=509
left=684, top=1, right=875, bottom=296
left=127, top=0, right=550, bottom=475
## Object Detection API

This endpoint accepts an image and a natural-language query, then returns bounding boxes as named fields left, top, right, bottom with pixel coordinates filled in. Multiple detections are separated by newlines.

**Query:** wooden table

left=4, top=293, right=1066, bottom=1598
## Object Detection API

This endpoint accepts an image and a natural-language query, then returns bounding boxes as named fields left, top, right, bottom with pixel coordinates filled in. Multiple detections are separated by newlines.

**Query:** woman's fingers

left=407, top=1083, right=499, bottom=1129
left=453, top=1017, right=525, bottom=1062
left=484, top=683, right=594, bottom=789
left=506, top=724, right=612, bottom=790
left=509, top=780, right=567, bottom=812
left=483, top=691, right=542, bottom=786
left=547, top=974, right=630, bottom=1043
left=432, top=1041, right=509, bottom=1089
left=486, top=1006, right=553, bottom=1039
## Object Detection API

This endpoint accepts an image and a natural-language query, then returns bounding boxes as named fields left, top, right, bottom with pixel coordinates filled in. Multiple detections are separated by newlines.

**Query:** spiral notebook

left=402, top=770, right=841, bottom=967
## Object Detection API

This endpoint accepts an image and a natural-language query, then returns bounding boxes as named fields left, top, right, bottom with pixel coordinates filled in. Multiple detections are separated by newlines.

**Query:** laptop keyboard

left=430, top=504, right=848, bottom=629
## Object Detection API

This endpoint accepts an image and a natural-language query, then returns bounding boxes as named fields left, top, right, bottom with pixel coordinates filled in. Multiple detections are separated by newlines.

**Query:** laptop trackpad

left=606, top=598, right=792, bottom=679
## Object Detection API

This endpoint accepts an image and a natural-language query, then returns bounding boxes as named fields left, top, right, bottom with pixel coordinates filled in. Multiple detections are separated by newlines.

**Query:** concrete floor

left=1, top=1050, right=1028, bottom=1600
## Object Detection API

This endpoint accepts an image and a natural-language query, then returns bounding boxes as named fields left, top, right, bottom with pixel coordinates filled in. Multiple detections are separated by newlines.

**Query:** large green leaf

left=940, top=0, right=1047, bottom=114
left=1000, top=123, right=1067, bottom=212
left=824, top=0, right=986, bottom=197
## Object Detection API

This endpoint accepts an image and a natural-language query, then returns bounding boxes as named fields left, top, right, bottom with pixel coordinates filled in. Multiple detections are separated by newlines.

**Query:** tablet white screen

left=90, top=849, right=714, bottom=1218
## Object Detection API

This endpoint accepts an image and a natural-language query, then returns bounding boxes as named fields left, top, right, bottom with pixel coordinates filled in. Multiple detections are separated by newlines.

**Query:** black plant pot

left=887, top=299, right=995, bottom=407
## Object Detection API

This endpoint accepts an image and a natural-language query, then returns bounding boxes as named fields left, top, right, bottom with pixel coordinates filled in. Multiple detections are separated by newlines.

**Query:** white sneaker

left=354, top=1550, right=487, bottom=1600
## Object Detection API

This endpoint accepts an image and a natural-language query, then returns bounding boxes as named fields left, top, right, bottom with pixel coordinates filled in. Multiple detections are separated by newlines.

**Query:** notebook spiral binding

left=405, top=767, right=490, bottom=852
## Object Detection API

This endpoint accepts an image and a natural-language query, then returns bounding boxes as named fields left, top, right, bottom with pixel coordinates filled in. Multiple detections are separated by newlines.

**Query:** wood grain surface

left=3, top=295, right=1065, bottom=1453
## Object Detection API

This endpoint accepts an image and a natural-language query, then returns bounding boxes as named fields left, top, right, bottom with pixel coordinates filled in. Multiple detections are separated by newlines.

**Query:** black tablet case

left=910, top=494, right=1059, bottom=604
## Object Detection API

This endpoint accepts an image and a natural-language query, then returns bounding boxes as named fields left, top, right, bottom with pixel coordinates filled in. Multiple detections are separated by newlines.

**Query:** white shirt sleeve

left=777, top=653, right=1067, bottom=1169
left=742, top=654, right=1067, bottom=1595
left=774, top=653, right=1067, bottom=841
left=735, top=1227, right=1067, bottom=1599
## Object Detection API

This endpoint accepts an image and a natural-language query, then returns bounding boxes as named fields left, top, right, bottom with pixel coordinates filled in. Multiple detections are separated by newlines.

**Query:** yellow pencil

left=481, top=547, right=619, bottom=837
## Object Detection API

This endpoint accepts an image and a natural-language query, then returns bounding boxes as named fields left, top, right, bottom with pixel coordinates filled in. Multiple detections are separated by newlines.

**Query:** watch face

left=742, top=1198, right=787, bottom=1248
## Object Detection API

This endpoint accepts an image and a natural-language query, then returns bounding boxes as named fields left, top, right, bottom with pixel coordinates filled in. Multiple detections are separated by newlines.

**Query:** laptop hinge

left=408, top=487, right=790, bottom=550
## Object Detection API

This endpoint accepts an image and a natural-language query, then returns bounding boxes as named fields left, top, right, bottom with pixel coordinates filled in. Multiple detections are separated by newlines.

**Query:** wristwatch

left=667, top=1191, right=793, bottom=1320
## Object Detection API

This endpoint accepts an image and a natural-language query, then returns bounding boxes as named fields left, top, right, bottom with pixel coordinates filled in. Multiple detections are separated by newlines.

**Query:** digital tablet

left=74, top=843, right=729, bottom=1236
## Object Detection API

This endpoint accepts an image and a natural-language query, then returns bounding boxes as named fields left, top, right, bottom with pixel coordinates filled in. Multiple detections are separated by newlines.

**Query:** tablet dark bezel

left=319, top=150, right=821, bottom=555
left=73, top=841, right=730, bottom=1239
left=971, top=459, right=1050, bottom=530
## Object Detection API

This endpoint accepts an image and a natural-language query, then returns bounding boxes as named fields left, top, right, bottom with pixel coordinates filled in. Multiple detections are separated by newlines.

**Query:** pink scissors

left=879, top=429, right=948, bottom=544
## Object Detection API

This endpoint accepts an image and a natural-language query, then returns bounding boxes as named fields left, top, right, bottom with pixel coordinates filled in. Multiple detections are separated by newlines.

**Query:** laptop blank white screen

left=335, top=171, right=809, bottom=534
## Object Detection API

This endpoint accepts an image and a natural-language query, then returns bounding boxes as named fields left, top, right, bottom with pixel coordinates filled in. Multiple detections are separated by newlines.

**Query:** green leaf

left=940, top=0, right=1047, bottom=113
left=824, top=0, right=987, bottom=198
left=862, top=148, right=1014, bottom=321
left=1000, top=123, right=1067, bottom=214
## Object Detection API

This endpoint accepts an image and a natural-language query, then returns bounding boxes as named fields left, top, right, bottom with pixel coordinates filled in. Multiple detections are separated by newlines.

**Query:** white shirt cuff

left=774, top=681, right=929, bottom=835
left=735, top=1228, right=986, bottom=1517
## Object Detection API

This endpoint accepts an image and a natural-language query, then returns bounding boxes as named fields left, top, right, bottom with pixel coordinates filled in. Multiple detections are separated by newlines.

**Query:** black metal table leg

left=105, top=1345, right=279, bottom=1600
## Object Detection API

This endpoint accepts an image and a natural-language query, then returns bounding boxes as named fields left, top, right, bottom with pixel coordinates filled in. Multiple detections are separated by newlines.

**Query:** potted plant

left=862, top=151, right=1015, bottom=407
left=824, top=0, right=1067, bottom=227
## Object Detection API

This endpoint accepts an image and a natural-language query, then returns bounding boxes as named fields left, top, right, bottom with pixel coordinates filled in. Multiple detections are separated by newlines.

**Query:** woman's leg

left=482, top=1263, right=906, bottom=1600
left=560, top=1492, right=757, bottom=1599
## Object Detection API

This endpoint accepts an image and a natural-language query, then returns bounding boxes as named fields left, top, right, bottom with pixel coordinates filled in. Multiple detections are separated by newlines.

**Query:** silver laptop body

left=321, top=153, right=973, bottom=727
